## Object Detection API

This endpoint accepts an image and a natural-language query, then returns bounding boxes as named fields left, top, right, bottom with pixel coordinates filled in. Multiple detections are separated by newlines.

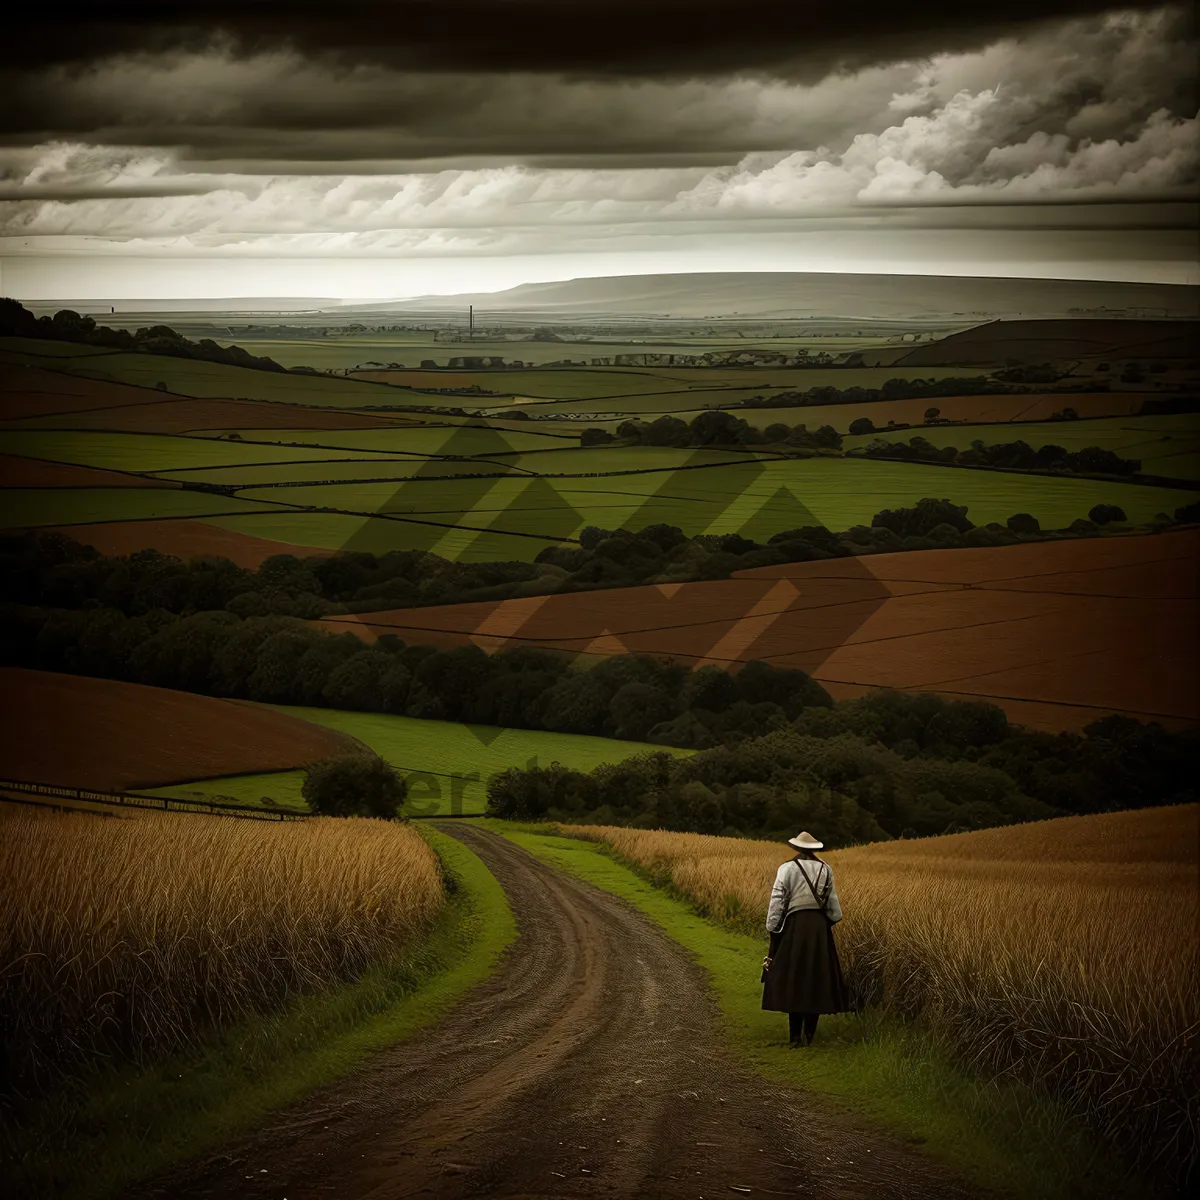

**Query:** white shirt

left=765, top=857, right=843, bottom=932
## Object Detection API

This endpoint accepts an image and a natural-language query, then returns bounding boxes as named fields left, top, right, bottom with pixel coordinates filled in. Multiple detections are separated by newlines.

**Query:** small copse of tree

left=0, top=298, right=289, bottom=375
left=856, top=435, right=1141, bottom=476
left=302, top=753, right=408, bottom=818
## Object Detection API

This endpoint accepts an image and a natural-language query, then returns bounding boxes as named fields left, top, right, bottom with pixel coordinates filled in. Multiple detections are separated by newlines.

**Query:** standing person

left=761, top=831, right=849, bottom=1046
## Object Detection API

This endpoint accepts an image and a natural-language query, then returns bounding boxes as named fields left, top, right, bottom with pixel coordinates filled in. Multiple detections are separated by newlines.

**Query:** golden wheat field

left=0, top=807, right=445, bottom=1088
left=557, top=805, right=1200, bottom=1176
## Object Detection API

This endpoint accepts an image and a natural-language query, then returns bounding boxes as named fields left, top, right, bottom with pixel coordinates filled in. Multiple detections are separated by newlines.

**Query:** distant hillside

left=20, top=298, right=342, bottom=315
left=897, top=318, right=1200, bottom=367
left=366, top=272, right=1200, bottom=321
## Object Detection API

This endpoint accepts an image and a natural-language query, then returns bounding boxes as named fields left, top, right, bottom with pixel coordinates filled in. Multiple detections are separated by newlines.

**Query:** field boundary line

left=0, top=776, right=308, bottom=820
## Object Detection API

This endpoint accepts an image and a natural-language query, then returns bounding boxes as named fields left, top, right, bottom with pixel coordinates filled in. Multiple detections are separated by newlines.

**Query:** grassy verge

left=1, top=827, right=516, bottom=1200
left=486, top=822, right=1148, bottom=1200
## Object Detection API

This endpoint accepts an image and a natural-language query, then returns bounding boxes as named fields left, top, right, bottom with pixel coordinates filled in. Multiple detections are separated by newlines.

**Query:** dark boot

left=803, top=1013, right=819, bottom=1045
left=788, top=1012, right=805, bottom=1046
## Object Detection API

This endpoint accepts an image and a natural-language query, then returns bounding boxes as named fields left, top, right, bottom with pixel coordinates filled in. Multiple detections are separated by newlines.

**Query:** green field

left=0, top=342, right=427, bottom=408
left=228, top=455, right=1198, bottom=554
left=0, top=337, right=119, bottom=358
left=204, top=510, right=557, bottom=561
left=0, top=488, right=283, bottom=529
left=358, top=367, right=697, bottom=399
left=1, top=429, right=432, bottom=474
left=199, top=425, right=577, bottom=454
left=488, top=367, right=982, bottom=413
left=505, top=445, right=763, bottom=474
left=148, top=770, right=309, bottom=812
left=237, top=706, right=690, bottom=815
left=219, top=334, right=904, bottom=371
left=153, top=458, right=483, bottom=487
left=844, top=413, right=1200, bottom=481
left=5, top=333, right=1196, bottom=567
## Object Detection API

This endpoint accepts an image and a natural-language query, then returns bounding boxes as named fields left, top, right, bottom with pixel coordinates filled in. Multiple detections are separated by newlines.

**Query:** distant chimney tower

left=469, top=304, right=474, bottom=339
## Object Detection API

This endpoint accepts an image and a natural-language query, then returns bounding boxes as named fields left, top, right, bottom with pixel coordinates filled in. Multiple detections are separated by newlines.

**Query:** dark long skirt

left=762, top=910, right=849, bottom=1014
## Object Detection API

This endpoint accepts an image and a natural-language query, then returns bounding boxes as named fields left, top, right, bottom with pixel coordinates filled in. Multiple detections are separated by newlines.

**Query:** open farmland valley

left=3, top=283, right=1198, bottom=1200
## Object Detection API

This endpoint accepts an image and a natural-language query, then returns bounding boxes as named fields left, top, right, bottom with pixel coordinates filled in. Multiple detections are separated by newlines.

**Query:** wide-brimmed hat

left=788, top=831, right=824, bottom=850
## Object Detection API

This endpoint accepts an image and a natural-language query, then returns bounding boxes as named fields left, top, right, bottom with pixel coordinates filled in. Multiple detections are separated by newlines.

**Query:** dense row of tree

left=3, top=537, right=1194, bottom=840
left=0, top=299, right=289, bottom=375
left=0, top=601, right=832, bottom=742
left=853, top=435, right=1141, bottom=476
left=732, top=376, right=1020, bottom=410
left=5, top=484, right=1190, bottom=627
left=4, top=593, right=1193, bottom=840
left=583, top=410, right=843, bottom=449
left=487, top=690, right=1197, bottom=841
left=0, top=527, right=854, bottom=621
left=588, top=411, right=1145, bottom=480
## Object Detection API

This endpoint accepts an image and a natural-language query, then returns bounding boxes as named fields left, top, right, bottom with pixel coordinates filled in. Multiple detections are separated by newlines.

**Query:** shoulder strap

left=793, top=858, right=829, bottom=913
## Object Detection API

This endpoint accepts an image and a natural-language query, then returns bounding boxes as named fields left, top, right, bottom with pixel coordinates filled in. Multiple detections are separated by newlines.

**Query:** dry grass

left=556, top=805, right=1200, bottom=1179
left=0, top=807, right=445, bottom=1091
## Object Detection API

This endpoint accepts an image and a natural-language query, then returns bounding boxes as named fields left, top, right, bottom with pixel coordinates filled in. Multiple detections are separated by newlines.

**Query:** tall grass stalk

left=556, top=805, right=1199, bottom=1183
left=0, top=807, right=444, bottom=1097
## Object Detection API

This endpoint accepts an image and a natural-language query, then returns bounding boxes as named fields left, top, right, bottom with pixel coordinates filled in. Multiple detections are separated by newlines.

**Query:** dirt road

left=141, top=825, right=977, bottom=1200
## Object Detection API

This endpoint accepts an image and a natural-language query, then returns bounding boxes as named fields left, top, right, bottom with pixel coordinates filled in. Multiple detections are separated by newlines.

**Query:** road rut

left=139, top=824, right=978, bottom=1200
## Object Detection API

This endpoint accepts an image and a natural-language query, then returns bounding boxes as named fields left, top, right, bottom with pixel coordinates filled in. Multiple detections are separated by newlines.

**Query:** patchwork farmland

left=0, top=667, right=350, bottom=791
left=3, top=318, right=1199, bottom=735
left=3, top=300, right=1199, bottom=1197
left=323, top=530, right=1199, bottom=732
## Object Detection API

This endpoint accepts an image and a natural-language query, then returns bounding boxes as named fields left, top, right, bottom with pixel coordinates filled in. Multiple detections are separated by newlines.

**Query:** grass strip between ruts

left=487, top=823, right=1148, bottom=1200
left=1, top=827, right=517, bottom=1200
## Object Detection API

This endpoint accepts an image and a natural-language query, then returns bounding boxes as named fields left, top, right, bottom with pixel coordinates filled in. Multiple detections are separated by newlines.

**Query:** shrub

left=872, top=498, right=974, bottom=538
left=1089, top=503, right=1127, bottom=526
left=302, top=754, right=408, bottom=818
left=1007, top=512, right=1040, bottom=534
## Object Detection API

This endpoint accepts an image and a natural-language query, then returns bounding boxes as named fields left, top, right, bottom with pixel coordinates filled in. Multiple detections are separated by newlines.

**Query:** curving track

left=139, top=825, right=976, bottom=1199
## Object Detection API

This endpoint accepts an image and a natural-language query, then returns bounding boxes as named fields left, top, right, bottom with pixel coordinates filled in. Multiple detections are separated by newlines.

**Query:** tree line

left=582, top=409, right=844, bottom=450
left=0, top=298, right=290, bottom=376
left=584, top=408, right=1145, bottom=480
left=2, top=578, right=1194, bottom=841
left=731, top=376, right=1024, bottom=411
left=486, top=690, right=1197, bottom=843
left=852, top=434, right=1140, bottom=476
left=4, top=484, right=1192, bottom=631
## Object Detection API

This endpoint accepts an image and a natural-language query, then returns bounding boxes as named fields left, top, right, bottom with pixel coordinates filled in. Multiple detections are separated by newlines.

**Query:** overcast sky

left=1, top=1, right=1197, bottom=299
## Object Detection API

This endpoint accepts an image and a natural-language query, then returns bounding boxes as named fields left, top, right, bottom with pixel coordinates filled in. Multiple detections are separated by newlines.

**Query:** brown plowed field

left=736, top=391, right=1148, bottom=431
left=896, top=318, right=1199, bottom=367
left=0, top=364, right=418, bottom=432
left=322, top=531, right=1199, bottom=732
left=0, top=363, right=178, bottom=419
left=42, top=518, right=331, bottom=567
left=0, top=453, right=177, bottom=488
left=0, top=668, right=350, bottom=791
left=13, top=396, right=418, bottom=434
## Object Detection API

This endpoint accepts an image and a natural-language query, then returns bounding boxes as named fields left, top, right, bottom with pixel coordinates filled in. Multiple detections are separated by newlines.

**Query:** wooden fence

left=0, top=777, right=307, bottom=821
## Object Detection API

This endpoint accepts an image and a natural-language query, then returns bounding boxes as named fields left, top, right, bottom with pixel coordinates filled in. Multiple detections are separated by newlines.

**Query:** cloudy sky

left=1, top=1, right=1197, bottom=299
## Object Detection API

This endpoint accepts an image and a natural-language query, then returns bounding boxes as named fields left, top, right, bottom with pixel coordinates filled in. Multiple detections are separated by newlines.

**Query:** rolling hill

left=366, top=272, right=1200, bottom=320
left=896, top=318, right=1200, bottom=367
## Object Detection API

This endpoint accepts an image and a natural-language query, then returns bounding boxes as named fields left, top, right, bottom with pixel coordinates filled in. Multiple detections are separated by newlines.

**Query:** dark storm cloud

left=1, top=0, right=1195, bottom=286
left=5, top=1, right=1183, bottom=75
left=0, top=183, right=219, bottom=200
left=3, top=7, right=1195, bottom=169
